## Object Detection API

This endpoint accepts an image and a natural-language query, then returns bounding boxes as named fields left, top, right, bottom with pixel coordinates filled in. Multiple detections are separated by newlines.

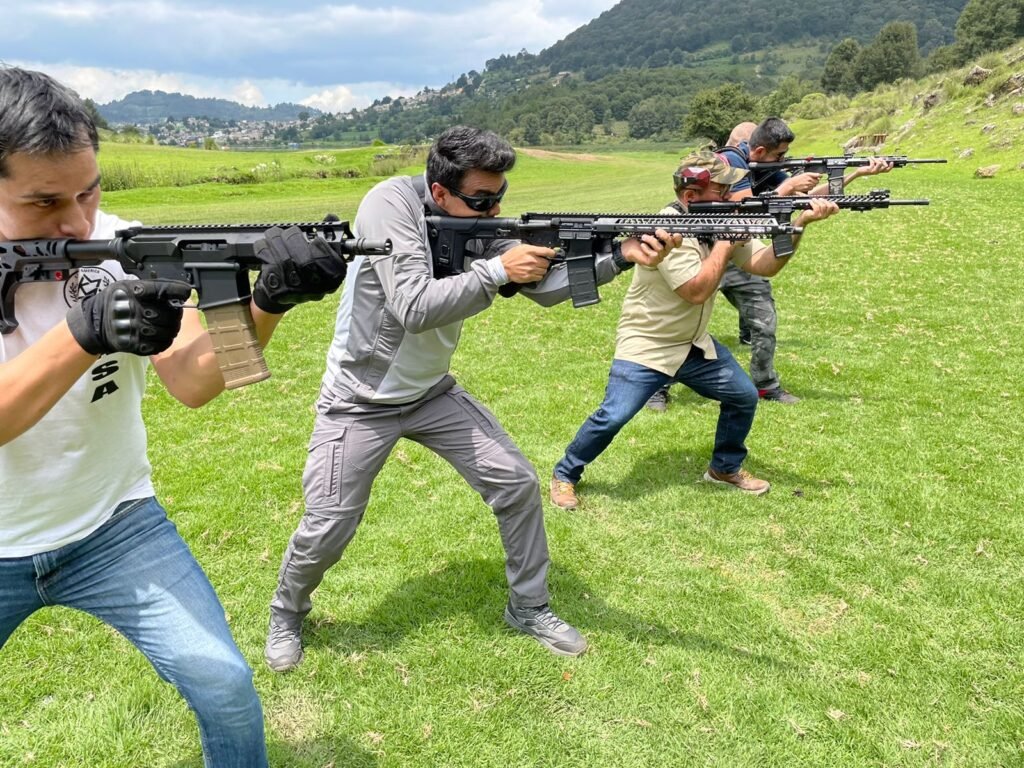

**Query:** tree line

left=821, top=0, right=1024, bottom=95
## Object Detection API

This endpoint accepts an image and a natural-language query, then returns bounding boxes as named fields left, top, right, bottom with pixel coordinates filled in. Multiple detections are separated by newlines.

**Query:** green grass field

left=2, top=89, right=1024, bottom=767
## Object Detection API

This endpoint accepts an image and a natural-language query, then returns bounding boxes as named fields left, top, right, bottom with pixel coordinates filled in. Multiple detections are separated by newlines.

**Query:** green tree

left=821, top=38, right=862, bottom=95
left=203, top=136, right=218, bottom=150
left=682, top=84, right=758, bottom=145
left=759, top=76, right=814, bottom=118
left=852, top=21, right=922, bottom=91
left=646, top=50, right=669, bottom=68
left=925, top=43, right=966, bottom=73
left=955, top=0, right=1024, bottom=59
left=519, top=113, right=542, bottom=145
left=628, top=98, right=681, bottom=139
left=82, top=98, right=110, bottom=130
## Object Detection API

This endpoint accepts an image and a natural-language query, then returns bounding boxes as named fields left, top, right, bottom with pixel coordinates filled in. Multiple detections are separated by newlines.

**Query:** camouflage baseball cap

left=673, top=150, right=747, bottom=191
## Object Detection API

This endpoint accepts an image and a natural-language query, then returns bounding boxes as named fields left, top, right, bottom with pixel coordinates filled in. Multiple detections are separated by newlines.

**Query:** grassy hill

left=784, top=43, right=1024, bottom=171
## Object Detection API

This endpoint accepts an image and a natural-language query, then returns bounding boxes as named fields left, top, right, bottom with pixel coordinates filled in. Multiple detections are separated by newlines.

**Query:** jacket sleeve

left=472, top=238, right=623, bottom=308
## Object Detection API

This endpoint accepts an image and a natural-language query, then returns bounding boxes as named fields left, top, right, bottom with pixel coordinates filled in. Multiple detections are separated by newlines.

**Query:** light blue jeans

left=554, top=339, right=760, bottom=483
left=0, top=497, right=267, bottom=768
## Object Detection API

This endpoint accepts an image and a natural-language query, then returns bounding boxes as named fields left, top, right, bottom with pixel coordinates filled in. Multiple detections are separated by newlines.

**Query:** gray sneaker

left=265, top=620, right=304, bottom=673
left=645, top=387, right=669, bottom=412
left=504, top=601, right=587, bottom=657
left=758, top=387, right=800, bottom=404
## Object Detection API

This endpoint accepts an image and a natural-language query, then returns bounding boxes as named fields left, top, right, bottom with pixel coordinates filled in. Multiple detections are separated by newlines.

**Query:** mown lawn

left=1, top=144, right=1021, bottom=767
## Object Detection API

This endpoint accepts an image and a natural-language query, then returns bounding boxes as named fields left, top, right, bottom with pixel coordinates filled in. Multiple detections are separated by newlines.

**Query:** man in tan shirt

left=550, top=150, right=838, bottom=508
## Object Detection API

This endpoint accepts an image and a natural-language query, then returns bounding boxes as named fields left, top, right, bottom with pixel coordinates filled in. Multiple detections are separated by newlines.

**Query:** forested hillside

left=99, top=90, right=318, bottom=124
left=540, top=0, right=967, bottom=75
left=305, top=0, right=976, bottom=146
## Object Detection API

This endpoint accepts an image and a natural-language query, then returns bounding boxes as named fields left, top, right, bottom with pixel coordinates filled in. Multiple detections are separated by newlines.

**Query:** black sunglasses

left=449, top=179, right=508, bottom=212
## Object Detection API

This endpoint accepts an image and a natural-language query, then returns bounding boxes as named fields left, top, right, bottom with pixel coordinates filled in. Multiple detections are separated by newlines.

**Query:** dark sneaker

left=739, top=331, right=752, bottom=345
left=759, top=387, right=800, bottom=404
left=504, top=601, right=588, bottom=657
left=703, top=467, right=771, bottom=496
left=265, top=620, right=304, bottom=672
left=549, top=476, right=579, bottom=510
left=645, top=387, right=669, bottom=412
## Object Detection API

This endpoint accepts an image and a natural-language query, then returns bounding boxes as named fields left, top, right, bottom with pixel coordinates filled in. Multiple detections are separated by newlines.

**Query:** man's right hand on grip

left=67, top=279, right=191, bottom=357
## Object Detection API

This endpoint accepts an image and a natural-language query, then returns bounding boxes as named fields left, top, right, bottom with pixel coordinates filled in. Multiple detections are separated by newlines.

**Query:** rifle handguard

left=203, top=303, right=271, bottom=389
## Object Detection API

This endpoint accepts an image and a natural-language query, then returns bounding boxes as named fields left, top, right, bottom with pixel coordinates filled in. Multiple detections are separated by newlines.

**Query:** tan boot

left=549, top=476, right=579, bottom=509
left=703, top=467, right=770, bottom=496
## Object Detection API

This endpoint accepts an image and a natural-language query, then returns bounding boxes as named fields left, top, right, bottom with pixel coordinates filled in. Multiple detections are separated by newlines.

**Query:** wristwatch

left=611, top=241, right=633, bottom=272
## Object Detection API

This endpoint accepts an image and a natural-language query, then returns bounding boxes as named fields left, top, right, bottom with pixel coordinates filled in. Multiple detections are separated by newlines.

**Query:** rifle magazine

left=204, top=303, right=271, bottom=389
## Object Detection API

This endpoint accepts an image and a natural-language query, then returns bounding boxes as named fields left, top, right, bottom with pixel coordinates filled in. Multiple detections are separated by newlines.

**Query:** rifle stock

left=0, top=220, right=391, bottom=389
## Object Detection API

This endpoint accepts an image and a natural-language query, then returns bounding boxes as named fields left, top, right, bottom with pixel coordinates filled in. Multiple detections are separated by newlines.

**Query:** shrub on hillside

left=789, top=92, right=850, bottom=120
left=955, top=0, right=1024, bottom=60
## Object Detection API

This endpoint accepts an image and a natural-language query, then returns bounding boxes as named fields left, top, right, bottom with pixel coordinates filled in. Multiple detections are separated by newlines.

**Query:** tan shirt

left=615, top=206, right=759, bottom=375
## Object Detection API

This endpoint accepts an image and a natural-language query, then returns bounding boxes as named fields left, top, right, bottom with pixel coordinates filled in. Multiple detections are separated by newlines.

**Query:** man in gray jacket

left=266, top=125, right=675, bottom=670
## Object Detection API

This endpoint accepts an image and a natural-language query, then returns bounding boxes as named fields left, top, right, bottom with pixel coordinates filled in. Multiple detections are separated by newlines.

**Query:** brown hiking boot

left=703, top=467, right=771, bottom=496
left=549, top=477, right=579, bottom=509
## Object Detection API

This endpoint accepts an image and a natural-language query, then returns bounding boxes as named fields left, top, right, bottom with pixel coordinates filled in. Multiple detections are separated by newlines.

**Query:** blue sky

left=2, top=0, right=620, bottom=112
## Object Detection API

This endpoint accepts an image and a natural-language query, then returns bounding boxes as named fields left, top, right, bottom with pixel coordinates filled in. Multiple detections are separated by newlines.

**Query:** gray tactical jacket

left=318, top=173, right=623, bottom=408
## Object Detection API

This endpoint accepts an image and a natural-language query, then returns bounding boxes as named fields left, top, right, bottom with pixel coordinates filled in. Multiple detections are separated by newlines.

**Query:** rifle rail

left=1, top=221, right=390, bottom=389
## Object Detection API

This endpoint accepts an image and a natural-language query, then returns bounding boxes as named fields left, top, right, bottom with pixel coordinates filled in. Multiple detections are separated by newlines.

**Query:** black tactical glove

left=67, top=279, right=192, bottom=356
left=251, top=226, right=347, bottom=314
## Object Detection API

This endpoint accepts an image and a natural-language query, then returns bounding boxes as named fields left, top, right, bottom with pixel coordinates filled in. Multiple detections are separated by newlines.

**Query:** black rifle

left=747, top=155, right=947, bottom=194
left=0, top=219, right=391, bottom=389
left=425, top=212, right=803, bottom=308
left=688, top=189, right=930, bottom=222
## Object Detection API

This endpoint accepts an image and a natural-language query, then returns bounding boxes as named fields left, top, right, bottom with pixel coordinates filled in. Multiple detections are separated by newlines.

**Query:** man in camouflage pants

left=646, top=117, right=891, bottom=410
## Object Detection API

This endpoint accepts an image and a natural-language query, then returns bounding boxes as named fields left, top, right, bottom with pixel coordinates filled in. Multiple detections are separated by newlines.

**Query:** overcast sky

left=2, top=0, right=620, bottom=113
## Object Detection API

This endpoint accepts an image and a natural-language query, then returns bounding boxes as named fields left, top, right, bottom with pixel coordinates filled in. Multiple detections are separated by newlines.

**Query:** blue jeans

left=0, top=497, right=267, bottom=768
left=554, top=339, right=759, bottom=483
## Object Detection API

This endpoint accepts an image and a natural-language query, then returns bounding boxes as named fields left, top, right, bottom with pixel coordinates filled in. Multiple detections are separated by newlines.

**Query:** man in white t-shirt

left=0, top=66, right=346, bottom=767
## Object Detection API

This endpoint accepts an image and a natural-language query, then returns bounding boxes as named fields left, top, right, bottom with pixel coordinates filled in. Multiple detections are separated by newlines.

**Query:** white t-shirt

left=0, top=210, right=156, bottom=557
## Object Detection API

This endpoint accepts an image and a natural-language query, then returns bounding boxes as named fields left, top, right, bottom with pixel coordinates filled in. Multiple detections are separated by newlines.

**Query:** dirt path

left=518, top=148, right=603, bottom=162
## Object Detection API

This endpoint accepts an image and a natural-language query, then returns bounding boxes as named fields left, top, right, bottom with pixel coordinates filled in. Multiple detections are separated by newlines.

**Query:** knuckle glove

left=67, top=279, right=188, bottom=357
left=252, top=226, right=347, bottom=314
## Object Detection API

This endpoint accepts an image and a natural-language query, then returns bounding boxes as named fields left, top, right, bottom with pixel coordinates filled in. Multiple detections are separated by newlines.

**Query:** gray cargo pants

left=718, top=263, right=780, bottom=392
left=270, top=377, right=551, bottom=626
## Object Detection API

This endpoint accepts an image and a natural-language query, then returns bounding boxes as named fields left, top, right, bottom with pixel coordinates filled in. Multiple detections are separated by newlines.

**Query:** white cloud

left=299, top=85, right=363, bottom=114
left=35, top=1, right=109, bottom=20
left=300, top=83, right=421, bottom=113
left=13, top=62, right=204, bottom=102
left=231, top=81, right=265, bottom=107
left=6, top=0, right=623, bottom=106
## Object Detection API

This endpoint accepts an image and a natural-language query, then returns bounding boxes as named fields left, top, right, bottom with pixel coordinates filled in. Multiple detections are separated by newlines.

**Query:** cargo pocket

left=450, top=386, right=504, bottom=436
left=302, top=425, right=347, bottom=512
left=447, top=386, right=518, bottom=464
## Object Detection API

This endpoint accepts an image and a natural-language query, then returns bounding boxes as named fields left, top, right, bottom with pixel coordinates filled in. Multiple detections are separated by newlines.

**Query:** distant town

left=128, top=115, right=329, bottom=149
left=99, top=86, right=456, bottom=149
